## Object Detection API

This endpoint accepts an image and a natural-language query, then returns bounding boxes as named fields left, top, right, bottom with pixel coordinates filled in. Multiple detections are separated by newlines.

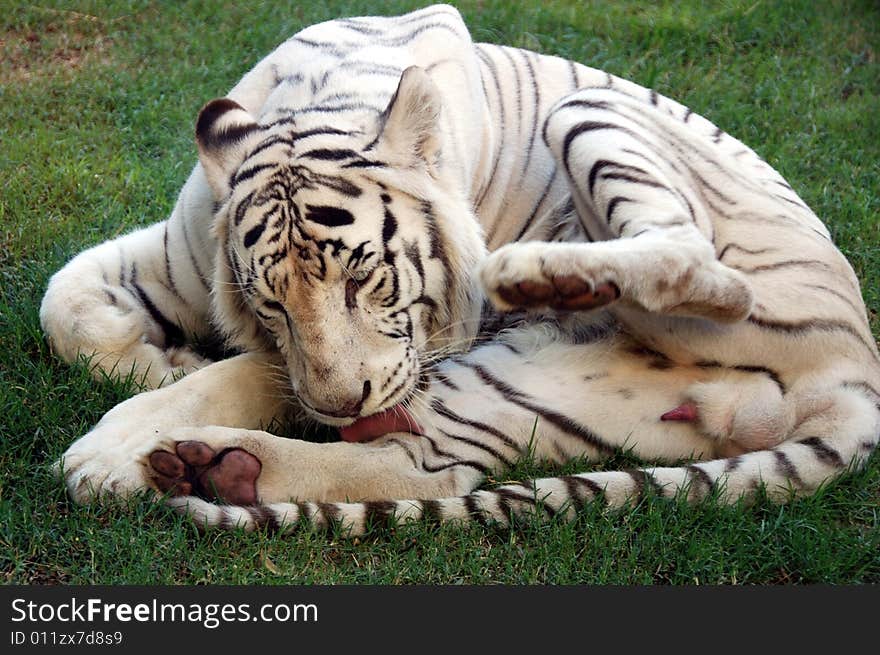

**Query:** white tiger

left=41, top=5, right=880, bottom=534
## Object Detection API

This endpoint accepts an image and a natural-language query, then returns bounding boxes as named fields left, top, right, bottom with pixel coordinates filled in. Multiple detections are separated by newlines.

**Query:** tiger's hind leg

left=481, top=230, right=754, bottom=324
left=664, top=370, right=795, bottom=455
left=482, top=80, right=763, bottom=325
left=484, top=79, right=880, bottom=454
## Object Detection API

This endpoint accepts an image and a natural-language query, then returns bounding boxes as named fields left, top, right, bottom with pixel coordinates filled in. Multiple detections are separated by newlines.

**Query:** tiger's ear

left=195, top=98, right=262, bottom=200
left=371, top=66, right=442, bottom=172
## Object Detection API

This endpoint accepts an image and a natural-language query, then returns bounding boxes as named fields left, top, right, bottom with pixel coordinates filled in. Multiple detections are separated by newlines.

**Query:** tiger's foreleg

left=57, top=351, right=289, bottom=503
left=40, top=168, right=218, bottom=389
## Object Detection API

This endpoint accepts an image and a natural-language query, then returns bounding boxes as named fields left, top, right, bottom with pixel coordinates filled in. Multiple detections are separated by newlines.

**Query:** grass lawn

left=1, top=0, right=879, bottom=584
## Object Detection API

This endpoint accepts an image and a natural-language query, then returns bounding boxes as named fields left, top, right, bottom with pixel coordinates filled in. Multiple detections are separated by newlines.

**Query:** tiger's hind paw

left=676, top=375, right=795, bottom=453
left=496, top=275, right=619, bottom=312
left=481, top=242, right=620, bottom=312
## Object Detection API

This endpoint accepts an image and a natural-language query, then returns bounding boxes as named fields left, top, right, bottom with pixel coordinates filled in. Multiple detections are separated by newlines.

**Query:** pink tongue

left=338, top=405, right=422, bottom=443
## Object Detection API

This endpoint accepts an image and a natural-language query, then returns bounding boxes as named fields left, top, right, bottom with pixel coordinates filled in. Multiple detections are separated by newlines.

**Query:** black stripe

left=162, top=224, right=183, bottom=301
left=724, top=456, right=743, bottom=473
left=717, top=243, right=774, bottom=260
left=493, top=488, right=533, bottom=521
left=375, top=21, right=463, bottom=48
left=731, top=364, right=786, bottom=394
left=498, top=341, right=523, bottom=356
left=498, top=46, right=523, bottom=155
left=338, top=61, right=403, bottom=76
left=291, top=36, right=347, bottom=58
left=561, top=475, right=606, bottom=506
left=686, top=465, right=717, bottom=497
left=568, top=59, right=579, bottom=89
left=494, top=489, right=513, bottom=523
left=336, top=18, right=385, bottom=35
left=312, top=173, right=363, bottom=199
left=773, top=450, right=804, bottom=487
left=436, top=429, right=514, bottom=468
left=180, top=214, right=211, bottom=292
left=420, top=499, right=443, bottom=523
left=519, top=48, right=540, bottom=180
left=431, top=399, right=523, bottom=453
left=432, top=373, right=460, bottom=391
left=467, top=363, right=616, bottom=455
left=421, top=458, right=490, bottom=477
left=553, top=97, right=612, bottom=115
left=241, top=135, right=294, bottom=160
left=246, top=505, right=280, bottom=532
left=734, top=258, right=829, bottom=274
left=340, top=159, right=386, bottom=169
left=463, top=495, right=489, bottom=526
left=841, top=380, right=880, bottom=403
left=747, top=315, right=878, bottom=361
left=305, top=205, right=355, bottom=227
left=519, top=482, right=557, bottom=518
left=797, top=437, right=845, bottom=468
left=243, top=221, right=266, bottom=248
left=599, top=171, right=668, bottom=190
left=297, top=102, right=384, bottom=115
left=627, top=469, right=663, bottom=496
left=387, top=438, right=420, bottom=469
left=233, top=191, right=255, bottom=226
left=131, top=279, right=185, bottom=348
left=317, top=502, right=341, bottom=526
left=500, top=485, right=556, bottom=518
left=514, top=167, right=558, bottom=242
left=803, top=283, right=870, bottom=321
left=382, top=208, right=397, bottom=243
left=419, top=434, right=491, bottom=477
left=218, top=509, right=233, bottom=530
left=473, top=47, right=505, bottom=211
left=627, top=469, right=647, bottom=499
left=232, top=163, right=275, bottom=186
left=561, top=122, right=654, bottom=180
left=606, top=196, right=634, bottom=223
left=363, top=501, right=397, bottom=530
left=296, top=502, right=313, bottom=527
left=299, top=148, right=360, bottom=161
left=588, top=160, right=653, bottom=196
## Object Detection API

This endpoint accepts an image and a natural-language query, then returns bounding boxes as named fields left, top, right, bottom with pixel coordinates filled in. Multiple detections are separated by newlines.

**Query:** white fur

left=41, top=6, right=880, bottom=533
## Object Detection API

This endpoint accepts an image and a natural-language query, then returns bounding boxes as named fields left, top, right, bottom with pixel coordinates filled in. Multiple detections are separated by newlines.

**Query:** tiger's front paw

left=149, top=440, right=261, bottom=505
left=481, top=242, right=620, bottom=312
left=56, top=424, right=165, bottom=503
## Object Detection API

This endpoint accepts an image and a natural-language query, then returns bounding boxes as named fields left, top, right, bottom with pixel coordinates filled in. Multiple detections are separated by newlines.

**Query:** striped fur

left=43, top=6, right=880, bottom=535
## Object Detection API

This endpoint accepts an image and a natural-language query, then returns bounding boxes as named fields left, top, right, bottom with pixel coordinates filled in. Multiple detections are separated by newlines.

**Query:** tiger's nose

left=314, top=380, right=372, bottom=418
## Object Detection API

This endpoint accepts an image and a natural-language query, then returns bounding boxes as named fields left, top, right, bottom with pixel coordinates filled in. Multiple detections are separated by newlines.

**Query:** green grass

left=2, top=0, right=879, bottom=584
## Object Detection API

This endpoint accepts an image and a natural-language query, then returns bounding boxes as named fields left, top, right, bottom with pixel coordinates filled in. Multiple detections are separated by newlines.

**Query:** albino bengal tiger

left=41, top=5, right=879, bottom=534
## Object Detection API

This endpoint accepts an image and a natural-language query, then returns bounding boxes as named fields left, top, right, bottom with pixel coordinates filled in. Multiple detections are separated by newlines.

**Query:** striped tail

left=165, top=428, right=878, bottom=536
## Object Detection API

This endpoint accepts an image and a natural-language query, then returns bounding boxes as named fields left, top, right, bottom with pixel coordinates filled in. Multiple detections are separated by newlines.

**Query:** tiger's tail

left=166, top=388, right=879, bottom=536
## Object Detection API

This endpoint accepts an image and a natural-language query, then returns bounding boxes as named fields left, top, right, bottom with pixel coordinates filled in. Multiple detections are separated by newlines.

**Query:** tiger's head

left=195, top=67, right=486, bottom=427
